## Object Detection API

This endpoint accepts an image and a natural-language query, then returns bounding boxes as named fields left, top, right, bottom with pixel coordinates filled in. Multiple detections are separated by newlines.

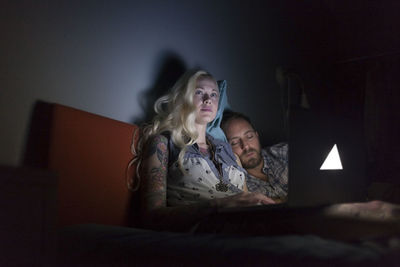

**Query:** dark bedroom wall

left=298, top=1, right=400, bottom=185
left=1, top=0, right=399, bottom=167
left=0, top=0, right=287, bottom=165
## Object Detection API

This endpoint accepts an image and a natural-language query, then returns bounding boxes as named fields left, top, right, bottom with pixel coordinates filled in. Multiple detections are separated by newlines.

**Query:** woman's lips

left=201, top=108, right=212, bottom=112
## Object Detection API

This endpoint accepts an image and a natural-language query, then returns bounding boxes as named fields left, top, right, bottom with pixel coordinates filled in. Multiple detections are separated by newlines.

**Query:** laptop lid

left=288, top=107, right=367, bottom=206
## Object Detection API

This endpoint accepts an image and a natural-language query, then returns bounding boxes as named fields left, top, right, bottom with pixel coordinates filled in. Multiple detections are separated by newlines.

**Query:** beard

left=240, top=148, right=262, bottom=169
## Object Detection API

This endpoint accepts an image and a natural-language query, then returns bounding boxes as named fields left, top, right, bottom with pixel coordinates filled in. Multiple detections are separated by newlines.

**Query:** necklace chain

left=206, top=138, right=228, bottom=192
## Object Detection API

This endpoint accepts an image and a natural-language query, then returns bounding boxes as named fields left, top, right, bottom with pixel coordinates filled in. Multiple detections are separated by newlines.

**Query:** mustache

left=241, top=148, right=258, bottom=157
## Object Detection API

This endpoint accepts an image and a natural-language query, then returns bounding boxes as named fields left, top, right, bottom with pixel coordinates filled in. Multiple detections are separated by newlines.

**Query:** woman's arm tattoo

left=142, top=135, right=169, bottom=208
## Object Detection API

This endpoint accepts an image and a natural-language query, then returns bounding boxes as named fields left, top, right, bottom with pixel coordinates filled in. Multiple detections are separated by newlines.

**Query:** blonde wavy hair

left=128, top=69, right=216, bottom=191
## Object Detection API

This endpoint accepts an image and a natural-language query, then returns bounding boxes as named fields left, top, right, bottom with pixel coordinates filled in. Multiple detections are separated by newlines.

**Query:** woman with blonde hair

left=136, top=69, right=275, bottom=231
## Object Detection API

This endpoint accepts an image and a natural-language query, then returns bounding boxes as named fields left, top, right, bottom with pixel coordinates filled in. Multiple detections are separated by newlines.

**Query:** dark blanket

left=57, top=224, right=399, bottom=266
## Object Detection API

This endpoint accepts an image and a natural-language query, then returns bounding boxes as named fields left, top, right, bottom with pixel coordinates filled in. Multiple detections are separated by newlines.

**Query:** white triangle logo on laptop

left=320, top=144, right=343, bottom=170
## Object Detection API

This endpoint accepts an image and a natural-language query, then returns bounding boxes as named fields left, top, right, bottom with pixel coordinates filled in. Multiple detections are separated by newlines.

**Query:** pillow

left=206, top=80, right=230, bottom=141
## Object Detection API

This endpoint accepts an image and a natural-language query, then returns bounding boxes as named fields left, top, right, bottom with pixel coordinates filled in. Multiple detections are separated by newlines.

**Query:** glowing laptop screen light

left=320, top=144, right=343, bottom=170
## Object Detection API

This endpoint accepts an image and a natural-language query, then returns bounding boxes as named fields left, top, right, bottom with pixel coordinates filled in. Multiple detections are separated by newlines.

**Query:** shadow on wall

left=132, top=51, right=187, bottom=125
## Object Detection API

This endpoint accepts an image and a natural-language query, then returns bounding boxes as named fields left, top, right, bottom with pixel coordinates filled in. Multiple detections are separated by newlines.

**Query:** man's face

left=224, top=118, right=262, bottom=170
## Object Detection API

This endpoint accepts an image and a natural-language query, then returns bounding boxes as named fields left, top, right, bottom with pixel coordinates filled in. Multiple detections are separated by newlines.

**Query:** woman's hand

left=214, top=192, right=276, bottom=209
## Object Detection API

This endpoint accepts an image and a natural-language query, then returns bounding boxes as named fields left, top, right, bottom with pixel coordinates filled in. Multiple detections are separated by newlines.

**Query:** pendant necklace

left=207, top=138, right=228, bottom=192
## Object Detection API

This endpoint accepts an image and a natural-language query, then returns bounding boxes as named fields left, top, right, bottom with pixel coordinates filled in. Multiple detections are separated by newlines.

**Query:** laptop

left=287, top=106, right=367, bottom=207
left=218, top=106, right=367, bottom=213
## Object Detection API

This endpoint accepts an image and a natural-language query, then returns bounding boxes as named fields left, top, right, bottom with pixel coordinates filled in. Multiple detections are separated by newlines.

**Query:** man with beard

left=221, top=110, right=288, bottom=203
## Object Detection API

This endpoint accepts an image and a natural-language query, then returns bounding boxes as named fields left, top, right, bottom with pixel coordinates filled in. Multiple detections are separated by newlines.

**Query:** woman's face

left=193, top=76, right=219, bottom=125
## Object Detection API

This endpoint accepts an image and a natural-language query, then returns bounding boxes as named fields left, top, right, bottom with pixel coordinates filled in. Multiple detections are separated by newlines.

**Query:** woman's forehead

left=196, top=76, right=218, bottom=91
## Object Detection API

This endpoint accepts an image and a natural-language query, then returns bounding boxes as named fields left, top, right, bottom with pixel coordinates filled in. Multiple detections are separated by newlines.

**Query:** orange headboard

left=23, top=101, right=140, bottom=227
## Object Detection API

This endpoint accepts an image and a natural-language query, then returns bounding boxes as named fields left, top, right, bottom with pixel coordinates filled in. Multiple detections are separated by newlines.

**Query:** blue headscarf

left=206, top=80, right=230, bottom=141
